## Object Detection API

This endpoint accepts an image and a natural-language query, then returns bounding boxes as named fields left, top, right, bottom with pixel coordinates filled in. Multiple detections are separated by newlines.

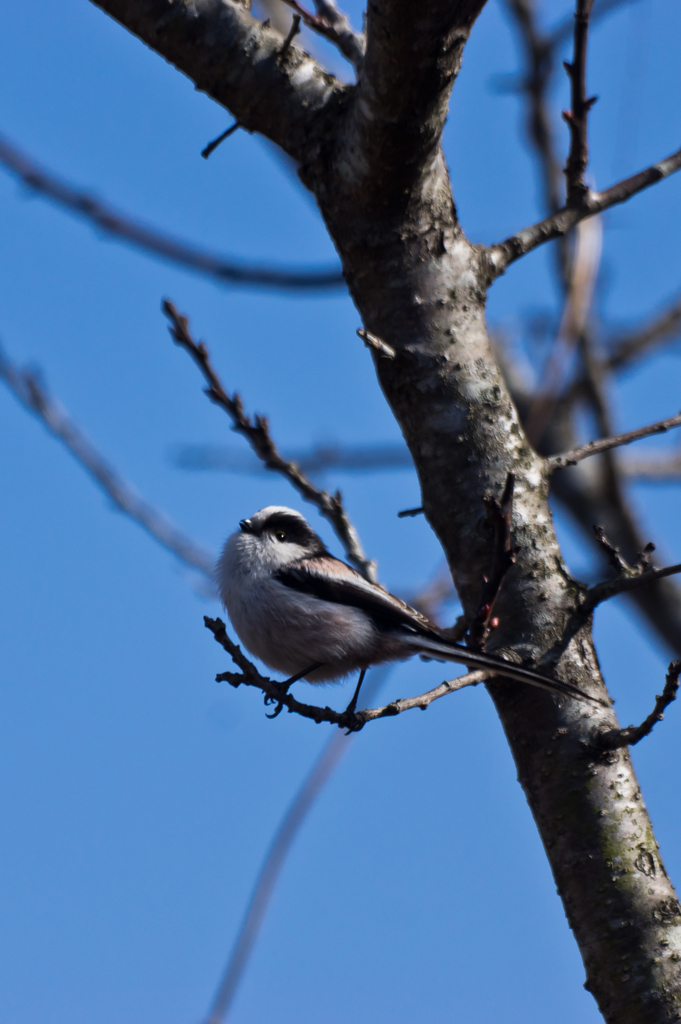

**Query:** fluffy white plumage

left=216, top=506, right=598, bottom=704
left=217, top=507, right=380, bottom=682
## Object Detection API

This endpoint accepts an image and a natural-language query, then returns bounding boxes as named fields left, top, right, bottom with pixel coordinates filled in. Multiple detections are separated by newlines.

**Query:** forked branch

left=489, top=145, right=681, bottom=275
left=163, top=300, right=376, bottom=581
left=279, top=0, right=365, bottom=68
left=592, top=661, right=680, bottom=750
left=205, top=616, right=487, bottom=731
left=581, top=534, right=681, bottom=614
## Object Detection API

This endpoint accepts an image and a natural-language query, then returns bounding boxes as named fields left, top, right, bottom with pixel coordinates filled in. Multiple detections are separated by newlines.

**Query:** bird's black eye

left=275, top=531, right=287, bottom=542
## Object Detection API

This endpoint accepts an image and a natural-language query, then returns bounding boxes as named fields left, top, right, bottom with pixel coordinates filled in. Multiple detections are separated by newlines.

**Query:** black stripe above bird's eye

left=263, top=512, right=327, bottom=552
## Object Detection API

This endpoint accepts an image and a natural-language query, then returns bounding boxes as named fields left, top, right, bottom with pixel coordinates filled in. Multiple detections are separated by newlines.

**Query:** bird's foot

left=264, top=663, right=324, bottom=719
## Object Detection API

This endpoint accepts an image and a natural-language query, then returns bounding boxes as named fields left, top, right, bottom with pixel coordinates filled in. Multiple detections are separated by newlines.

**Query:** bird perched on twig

left=216, top=506, right=597, bottom=711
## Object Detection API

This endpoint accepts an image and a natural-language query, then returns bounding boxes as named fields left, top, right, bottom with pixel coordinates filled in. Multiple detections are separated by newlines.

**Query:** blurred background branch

left=0, top=340, right=216, bottom=581
left=0, top=134, right=345, bottom=292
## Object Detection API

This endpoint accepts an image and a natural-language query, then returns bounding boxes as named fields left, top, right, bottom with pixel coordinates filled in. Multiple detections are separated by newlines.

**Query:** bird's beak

left=239, top=519, right=254, bottom=534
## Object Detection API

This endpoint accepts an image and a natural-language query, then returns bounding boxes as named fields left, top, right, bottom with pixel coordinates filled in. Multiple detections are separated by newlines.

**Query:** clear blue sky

left=1, top=1, right=680, bottom=1022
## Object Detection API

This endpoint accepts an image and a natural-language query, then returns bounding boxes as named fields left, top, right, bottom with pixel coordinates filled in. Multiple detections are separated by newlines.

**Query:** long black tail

left=402, top=634, right=606, bottom=706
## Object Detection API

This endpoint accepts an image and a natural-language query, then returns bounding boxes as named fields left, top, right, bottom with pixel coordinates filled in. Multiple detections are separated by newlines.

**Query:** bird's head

left=226, top=506, right=327, bottom=573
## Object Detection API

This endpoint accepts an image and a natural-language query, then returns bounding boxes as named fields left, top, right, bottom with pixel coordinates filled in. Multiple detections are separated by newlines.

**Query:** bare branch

left=205, top=615, right=487, bottom=731
left=88, top=0, right=344, bottom=161
left=469, top=473, right=519, bottom=648
left=606, top=292, right=681, bottom=371
left=592, top=524, right=633, bottom=575
left=0, top=342, right=215, bottom=580
left=163, top=301, right=377, bottom=581
left=582, top=562, right=681, bottom=613
left=174, top=440, right=413, bottom=475
left=206, top=616, right=360, bottom=728
left=562, top=0, right=596, bottom=205
left=593, top=661, right=680, bottom=750
left=524, top=215, right=602, bottom=443
left=488, top=145, right=681, bottom=275
left=549, top=0, right=643, bottom=47
left=202, top=724, right=353, bottom=1024
left=557, top=288, right=681, bottom=418
left=622, top=453, right=681, bottom=481
left=357, top=328, right=396, bottom=360
left=555, top=458, right=681, bottom=647
left=503, top=0, right=639, bottom=278
left=359, top=670, right=488, bottom=721
left=0, top=135, right=344, bottom=292
left=502, top=0, right=563, bottom=218
left=546, top=409, right=681, bottom=472
left=201, top=120, right=242, bottom=160
left=279, top=13, right=302, bottom=61
left=280, top=0, right=365, bottom=69
left=500, top=350, right=681, bottom=652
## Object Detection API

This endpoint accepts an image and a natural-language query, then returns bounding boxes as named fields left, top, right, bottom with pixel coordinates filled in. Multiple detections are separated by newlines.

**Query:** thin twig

left=502, top=0, right=638, bottom=282
left=357, top=328, right=396, bottom=359
left=359, top=671, right=488, bottom=720
left=397, top=506, right=424, bottom=518
left=278, top=13, right=301, bottom=60
left=546, top=408, right=681, bottom=472
left=549, top=0, right=642, bottom=47
left=499, top=336, right=681, bottom=653
left=201, top=121, right=242, bottom=159
left=469, top=473, right=519, bottom=648
left=0, top=342, right=215, bottom=580
left=563, top=0, right=596, bottom=205
left=0, top=134, right=344, bottom=292
left=488, top=144, right=681, bottom=275
left=206, top=614, right=487, bottom=730
left=592, top=525, right=631, bottom=574
left=279, top=0, right=365, bottom=68
left=582, top=562, right=681, bottom=613
left=164, top=301, right=377, bottom=581
left=592, top=661, right=681, bottom=749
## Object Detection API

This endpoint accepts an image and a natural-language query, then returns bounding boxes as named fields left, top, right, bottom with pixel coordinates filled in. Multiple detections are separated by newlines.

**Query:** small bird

left=216, top=505, right=595, bottom=709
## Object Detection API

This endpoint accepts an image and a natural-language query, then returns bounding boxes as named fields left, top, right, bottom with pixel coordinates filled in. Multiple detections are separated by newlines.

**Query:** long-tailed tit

left=216, top=505, right=595, bottom=707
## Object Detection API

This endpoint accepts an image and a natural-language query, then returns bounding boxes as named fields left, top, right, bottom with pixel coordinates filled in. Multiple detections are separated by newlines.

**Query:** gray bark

left=89, top=1, right=681, bottom=1018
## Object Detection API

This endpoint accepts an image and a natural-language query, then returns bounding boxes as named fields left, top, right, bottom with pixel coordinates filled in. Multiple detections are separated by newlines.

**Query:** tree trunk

left=88, top=2, right=681, bottom=1018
